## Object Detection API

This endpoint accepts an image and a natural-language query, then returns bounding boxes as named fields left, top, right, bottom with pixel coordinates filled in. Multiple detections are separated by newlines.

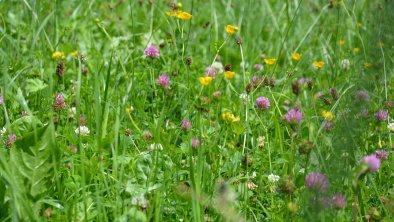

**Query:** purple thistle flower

left=374, top=110, right=388, bottom=121
left=181, top=119, right=191, bottom=131
left=375, top=150, right=388, bottom=161
left=284, top=108, right=303, bottom=124
left=145, top=45, right=159, bottom=58
left=255, top=96, right=270, bottom=110
left=157, top=74, right=170, bottom=88
left=362, top=154, right=381, bottom=173
left=205, top=66, right=216, bottom=78
left=354, top=90, right=370, bottom=102
left=53, top=93, right=67, bottom=111
left=332, top=194, right=346, bottom=208
left=253, top=64, right=263, bottom=71
left=191, top=137, right=199, bottom=149
left=305, top=172, right=330, bottom=192
left=5, top=133, right=16, bottom=148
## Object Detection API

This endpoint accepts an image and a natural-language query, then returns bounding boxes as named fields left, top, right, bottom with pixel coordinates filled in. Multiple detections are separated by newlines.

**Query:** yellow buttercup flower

left=177, top=11, right=192, bottom=20
left=222, top=112, right=240, bottom=123
left=232, top=116, right=240, bottom=122
left=353, top=47, right=360, bottom=53
left=339, top=40, right=345, bottom=45
left=264, top=58, right=276, bottom=65
left=51, top=51, right=66, bottom=60
left=313, top=61, right=325, bottom=69
left=166, top=10, right=192, bottom=20
left=166, top=11, right=177, bottom=17
left=291, top=53, right=302, bottom=61
left=322, top=110, right=335, bottom=121
left=225, top=25, right=239, bottom=35
left=364, top=62, right=372, bottom=69
left=126, top=106, right=134, bottom=113
left=224, top=71, right=236, bottom=79
left=199, top=76, right=213, bottom=86
left=70, top=50, right=78, bottom=58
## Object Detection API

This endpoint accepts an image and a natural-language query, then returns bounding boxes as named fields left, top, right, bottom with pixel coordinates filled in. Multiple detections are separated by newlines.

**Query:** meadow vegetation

left=0, top=0, right=393, bottom=221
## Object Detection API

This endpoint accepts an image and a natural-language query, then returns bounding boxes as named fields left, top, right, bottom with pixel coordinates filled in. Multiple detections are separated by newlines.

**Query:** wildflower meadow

left=1, top=0, right=394, bottom=221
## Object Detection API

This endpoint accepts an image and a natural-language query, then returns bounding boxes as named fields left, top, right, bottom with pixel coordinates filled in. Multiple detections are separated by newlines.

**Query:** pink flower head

left=251, top=76, right=260, bottom=85
left=253, top=64, right=263, bottom=71
left=191, top=137, right=199, bottom=148
left=359, top=109, right=369, bottom=118
left=374, top=110, right=388, bottom=121
left=284, top=108, right=303, bottom=124
left=322, top=121, right=334, bottom=131
left=181, top=119, right=191, bottom=131
left=384, top=101, right=393, bottom=108
left=255, top=96, right=270, bottom=110
left=205, top=66, right=216, bottom=77
left=354, top=90, right=370, bottom=102
left=375, top=150, right=388, bottom=161
left=5, top=133, right=16, bottom=148
left=145, top=45, right=159, bottom=58
left=332, top=194, right=346, bottom=208
left=53, top=93, right=67, bottom=111
left=298, top=78, right=308, bottom=84
left=157, top=74, right=170, bottom=88
left=305, top=172, right=330, bottom=192
left=212, top=91, right=222, bottom=98
left=362, top=154, right=381, bottom=172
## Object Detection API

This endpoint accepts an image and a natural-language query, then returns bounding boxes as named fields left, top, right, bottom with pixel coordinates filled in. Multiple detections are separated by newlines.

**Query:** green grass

left=0, top=0, right=393, bottom=221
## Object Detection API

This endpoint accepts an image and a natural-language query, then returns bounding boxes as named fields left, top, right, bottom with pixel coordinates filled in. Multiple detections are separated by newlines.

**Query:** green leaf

left=4, top=123, right=60, bottom=220
left=25, top=78, right=47, bottom=94
left=231, top=122, right=245, bottom=135
left=10, top=116, right=43, bottom=138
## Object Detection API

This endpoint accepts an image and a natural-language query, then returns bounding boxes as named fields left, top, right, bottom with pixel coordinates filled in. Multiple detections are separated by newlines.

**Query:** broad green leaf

left=25, top=78, right=47, bottom=94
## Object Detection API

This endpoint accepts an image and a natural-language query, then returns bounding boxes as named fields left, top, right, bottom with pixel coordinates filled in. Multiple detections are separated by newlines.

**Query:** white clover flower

left=251, top=171, right=257, bottom=178
left=247, top=180, right=258, bottom=190
left=257, top=136, right=265, bottom=148
left=239, top=93, right=249, bottom=104
left=268, top=173, right=280, bottom=183
left=148, top=143, right=163, bottom=151
left=0, top=127, right=6, bottom=137
left=341, top=59, right=350, bottom=71
left=131, top=194, right=149, bottom=209
left=240, top=61, right=250, bottom=69
left=68, top=107, right=77, bottom=119
left=212, top=61, right=224, bottom=74
left=388, top=122, right=394, bottom=132
left=75, top=126, right=90, bottom=136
